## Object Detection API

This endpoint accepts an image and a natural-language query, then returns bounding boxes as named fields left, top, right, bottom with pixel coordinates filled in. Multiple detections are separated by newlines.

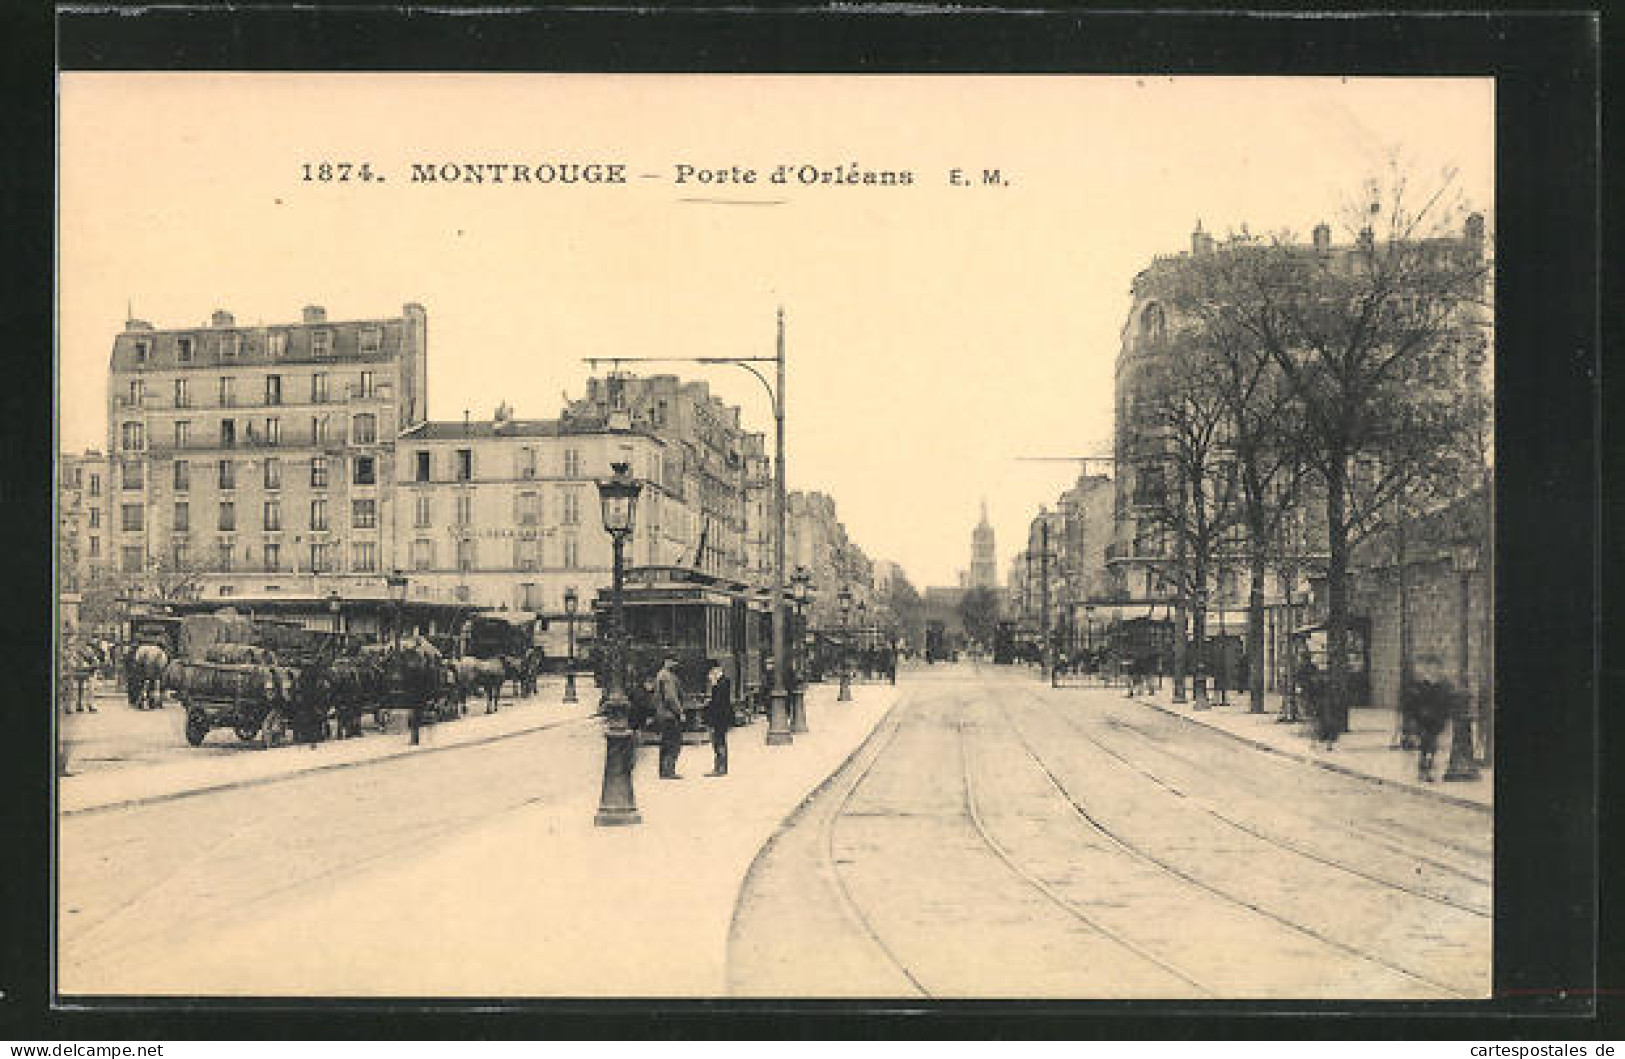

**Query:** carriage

left=591, top=566, right=774, bottom=733
left=173, top=659, right=303, bottom=747
left=464, top=611, right=545, bottom=697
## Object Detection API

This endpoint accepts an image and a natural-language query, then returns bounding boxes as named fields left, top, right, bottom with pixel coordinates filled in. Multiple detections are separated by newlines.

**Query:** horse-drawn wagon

left=170, top=657, right=304, bottom=747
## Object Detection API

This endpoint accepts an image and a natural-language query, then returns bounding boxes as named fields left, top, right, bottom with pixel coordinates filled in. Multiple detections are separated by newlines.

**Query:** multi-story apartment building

left=58, top=449, right=109, bottom=595
left=562, top=373, right=771, bottom=582
left=105, top=303, right=428, bottom=600
left=393, top=405, right=688, bottom=612
left=786, top=490, right=874, bottom=624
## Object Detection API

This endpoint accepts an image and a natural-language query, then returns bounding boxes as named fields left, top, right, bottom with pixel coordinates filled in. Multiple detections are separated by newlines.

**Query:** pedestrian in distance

left=704, top=662, right=732, bottom=777
left=1403, top=677, right=1453, bottom=782
left=653, top=656, right=685, bottom=779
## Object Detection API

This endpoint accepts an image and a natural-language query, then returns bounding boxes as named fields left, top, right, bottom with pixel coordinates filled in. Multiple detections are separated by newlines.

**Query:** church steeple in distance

left=970, top=499, right=998, bottom=590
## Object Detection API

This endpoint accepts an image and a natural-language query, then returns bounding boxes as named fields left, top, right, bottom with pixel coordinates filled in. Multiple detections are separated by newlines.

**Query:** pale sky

left=57, top=74, right=1492, bottom=588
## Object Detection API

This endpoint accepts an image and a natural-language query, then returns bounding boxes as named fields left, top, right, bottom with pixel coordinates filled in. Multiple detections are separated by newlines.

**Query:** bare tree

left=1188, top=172, right=1490, bottom=734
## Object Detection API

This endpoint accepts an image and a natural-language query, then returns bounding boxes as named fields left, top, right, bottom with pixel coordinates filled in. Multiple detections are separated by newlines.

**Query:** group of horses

left=59, top=631, right=549, bottom=747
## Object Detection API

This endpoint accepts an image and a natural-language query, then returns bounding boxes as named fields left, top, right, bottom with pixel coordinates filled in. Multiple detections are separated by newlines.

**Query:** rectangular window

left=134, top=338, right=150, bottom=364
left=127, top=378, right=142, bottom=404
left=121, top=421, right=145, bottom=451
left=173, top=502, right=189, bottom=532
left=269, top=332, right=288, bottom=358
left=412, top=538, right=434, bottom=571
left=563, top=534, right=579, bottom=569
left=455, top=493, right=472, bottom=526
left=89, top=535, right=100, bottom=558
left=263, top=541, right=280, bottom=572
left=352, top=541, right=378, bottom=573
left=88, top=473, right=101, bottom=497
left=518, top=491, right=539, bottom=526
left=88, top=507, right=100, bottom=529
left=221, top=333, right=240, bottom=359
left=516, top=538, right=537, bottom=572
left=265, top=418, right=280, bottom=446
left=310, top=499, right=328, bottom=531
left=174, top=420, right=190, bottom=448
left=564, top=449, right=581, bottom=478
left=218, top=377, right=235, bottom=407
left=353, top=413, right=377, bottom=445
left=217, top=540, right=233, bottom=571
left=457, top=538, right=474, bottom=572
left=456, top=448, right=473, bottom=481
left=359, top=370, right=375, bottom=398
left=360, top=326, right=382, bottom=354
left=415, top=450, right=431, bottom=482
left=218, top=502, right=236, bottom=531
left=263, top=499, right=281, bottom=531
left=561, top=489, right=580, bottom=526
left=265, top=375, right=282, bottom=405
left=218, top=459, right=235, bottom=490
left=121, top=545, right=143, bottom=573
left=171, top=539, right=186, bottom=567
left=173, top=460, right=189, bottom=492
left=264, top=458, right=281, bottom=490
left=174, top=378, right=190, bottom=408
left=353, top=456, right=376, bottom=486
left=312, top=331, right=332, bottom=358
left=311, top=416, right=326, bottom=445
left=121, top=504, right=144, bottom=532
left=177, top=336, right=194, bottom=362
left=414, top=493, right=432, bottom=528
left=311, top=371, right=329, bottom=403
left=221, top=419, right=236, bottom=447
left=311, top=457, right=328, bottom=488
left=352, top=499, right=377, bottom=529
left=520, top=447, right=536, bottom=479
left=122, top=460, right=143, bottom=490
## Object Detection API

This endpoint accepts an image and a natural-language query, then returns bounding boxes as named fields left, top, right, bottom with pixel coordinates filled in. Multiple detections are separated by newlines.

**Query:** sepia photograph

left=53, top=71, right=1500, bottom=1002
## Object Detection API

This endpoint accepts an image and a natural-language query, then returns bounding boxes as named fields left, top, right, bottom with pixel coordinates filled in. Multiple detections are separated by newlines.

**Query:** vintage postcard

left=55, top=72, right=1496, bottom=1001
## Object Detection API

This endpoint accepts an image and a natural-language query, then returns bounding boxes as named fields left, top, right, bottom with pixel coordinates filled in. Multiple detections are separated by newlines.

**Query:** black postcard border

left=5, top=2, right=1607, bottom=1041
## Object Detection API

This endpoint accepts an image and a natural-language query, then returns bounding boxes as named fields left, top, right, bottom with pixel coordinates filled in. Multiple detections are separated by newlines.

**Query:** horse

left=126, top=644, right=169, bottom=710
left=451, top=656, right=506, bottom=714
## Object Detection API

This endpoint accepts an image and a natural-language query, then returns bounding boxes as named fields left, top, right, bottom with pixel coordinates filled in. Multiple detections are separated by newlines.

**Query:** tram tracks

left=998, top=686, right=1481, bottom=998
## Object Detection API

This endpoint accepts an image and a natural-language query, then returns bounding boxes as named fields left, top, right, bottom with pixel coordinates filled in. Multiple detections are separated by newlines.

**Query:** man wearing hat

left=653, top=656, right=686, bottom=779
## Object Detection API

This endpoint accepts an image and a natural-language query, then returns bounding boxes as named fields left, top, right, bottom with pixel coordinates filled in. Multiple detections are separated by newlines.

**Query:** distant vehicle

left=925, top=620, right=952, bottom=663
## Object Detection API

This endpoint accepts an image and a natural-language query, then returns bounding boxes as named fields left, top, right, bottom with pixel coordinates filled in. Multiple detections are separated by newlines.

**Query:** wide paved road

left=728, top=664, right=1492, bottom=999
left=58, top=708, right=597, bottom=994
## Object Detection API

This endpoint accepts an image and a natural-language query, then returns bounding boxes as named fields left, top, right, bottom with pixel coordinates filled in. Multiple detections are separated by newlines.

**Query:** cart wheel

left=185, top=710, right=209, bottom=747
left=234, top=725, right=260, bottom=741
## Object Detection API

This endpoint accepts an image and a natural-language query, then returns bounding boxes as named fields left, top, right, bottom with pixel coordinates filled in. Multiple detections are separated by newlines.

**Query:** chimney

left=302, top=305, right=327, bottom=324
left=211, top=309, right=235, bottom=328
left=1312, top=222, right=1331, bottom=253
left=463, top=408, right=471, bottom=435
left=1464, top=212, right=1486, bottom=254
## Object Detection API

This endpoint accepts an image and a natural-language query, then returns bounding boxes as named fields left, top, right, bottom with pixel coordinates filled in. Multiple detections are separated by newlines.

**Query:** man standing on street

left=654, top=656, right=685, bottom=779
left=704, top=662, right=733, bottom=777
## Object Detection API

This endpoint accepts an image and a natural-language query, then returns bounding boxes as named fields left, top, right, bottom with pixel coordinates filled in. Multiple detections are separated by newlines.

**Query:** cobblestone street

left=729, top=665, right=1491, bottom=999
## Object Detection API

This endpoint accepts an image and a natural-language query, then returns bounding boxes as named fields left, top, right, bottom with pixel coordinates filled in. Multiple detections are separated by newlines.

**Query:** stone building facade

left=104, top=303, right=428, bottom=600
left=58, top=449, right=109, bottom=595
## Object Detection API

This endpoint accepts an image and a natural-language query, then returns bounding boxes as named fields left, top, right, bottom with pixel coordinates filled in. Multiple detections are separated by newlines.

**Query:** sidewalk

left=71, top=679, right=905, bottom=997
left=1096, top=678, right=1493, bottom=812
left=59, top=677, right=598, bottom=815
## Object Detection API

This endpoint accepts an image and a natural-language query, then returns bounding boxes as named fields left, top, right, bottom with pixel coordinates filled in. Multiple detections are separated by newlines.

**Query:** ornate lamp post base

left=594, top=723, right=642, bottom=826
left=837, top=673, right=852, bottom=701
left=563, top=671, right=579, bottom=704
left=766, top=688, right=794, bottom=745
left=1442, top=709, right=1480, bottom=782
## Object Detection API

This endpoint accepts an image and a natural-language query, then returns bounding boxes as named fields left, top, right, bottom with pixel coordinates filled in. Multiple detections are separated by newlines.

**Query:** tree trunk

left=1323, top=457, right=1351, bottom=740
left=1248, top=551, right=1267, bottom=713
left=1190, top=560, right=1209, bottom=709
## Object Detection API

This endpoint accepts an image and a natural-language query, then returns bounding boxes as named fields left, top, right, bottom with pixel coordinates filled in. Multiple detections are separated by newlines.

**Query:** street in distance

left=297, top=161, right=1011, bottom=186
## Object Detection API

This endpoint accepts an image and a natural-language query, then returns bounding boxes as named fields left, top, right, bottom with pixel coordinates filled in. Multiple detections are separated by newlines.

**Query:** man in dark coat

left=703, top=662, right=732, bottom=777
left=653, top=656, right=685, bottom=779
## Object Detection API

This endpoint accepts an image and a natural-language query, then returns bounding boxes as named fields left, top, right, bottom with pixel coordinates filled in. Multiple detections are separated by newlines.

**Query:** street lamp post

left=837, top=586, right=853, bottom=702
left=1443, top=540, right=1482, bottom=782
left=385, top=571, right=412, bottom=744
left=594, top=463, right=644, bottom=826
left=327, top=589, right=342, bottom=636
left=562, top=586, right=579, bottom=705
left=790, top=567, right=811, bottom=726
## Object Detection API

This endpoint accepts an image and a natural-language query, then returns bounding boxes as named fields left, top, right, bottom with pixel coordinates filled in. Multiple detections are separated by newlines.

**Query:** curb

left=60, top=711, right=595, bottom=818
left=1132, top=696, right=1493, bottom=814
left=724, top=686, right=907, bottom=960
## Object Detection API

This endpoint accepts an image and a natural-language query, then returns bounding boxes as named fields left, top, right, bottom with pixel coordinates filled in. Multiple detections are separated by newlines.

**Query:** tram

left=591, top=565, right=775, bottom=728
